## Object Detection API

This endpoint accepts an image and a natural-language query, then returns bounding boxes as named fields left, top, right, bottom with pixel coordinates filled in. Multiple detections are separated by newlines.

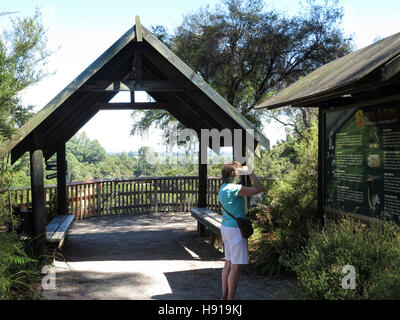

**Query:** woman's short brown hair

left=221, top=161, right=242, bottom=183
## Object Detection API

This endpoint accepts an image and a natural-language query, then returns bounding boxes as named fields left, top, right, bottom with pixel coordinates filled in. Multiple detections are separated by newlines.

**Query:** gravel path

left=41, top=211, right=298, bottom=300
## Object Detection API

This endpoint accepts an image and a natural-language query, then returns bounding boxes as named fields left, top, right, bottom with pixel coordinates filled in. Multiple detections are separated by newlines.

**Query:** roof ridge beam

left=135, top=16, right=143, bottom=42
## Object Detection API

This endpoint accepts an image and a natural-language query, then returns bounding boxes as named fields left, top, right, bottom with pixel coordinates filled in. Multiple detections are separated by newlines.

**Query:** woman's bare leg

left=221, top=260, right=231, bottom=300
left=227, top=263, right=241, bottom=300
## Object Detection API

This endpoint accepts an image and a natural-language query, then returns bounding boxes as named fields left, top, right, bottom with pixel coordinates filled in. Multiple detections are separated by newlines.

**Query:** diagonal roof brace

left=0, top=18, right=270, bottom=163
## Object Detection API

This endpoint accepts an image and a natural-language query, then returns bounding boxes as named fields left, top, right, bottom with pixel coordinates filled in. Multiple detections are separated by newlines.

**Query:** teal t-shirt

left=218, top=183, right=245, bottom=228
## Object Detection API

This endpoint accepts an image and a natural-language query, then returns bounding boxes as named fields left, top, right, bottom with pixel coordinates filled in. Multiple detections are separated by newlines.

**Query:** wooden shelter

left=256, top=32, right=400, bottom=223
left=0, top=17, right=269, bottom=237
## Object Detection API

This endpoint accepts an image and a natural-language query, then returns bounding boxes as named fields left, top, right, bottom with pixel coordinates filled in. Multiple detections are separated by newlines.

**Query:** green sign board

left=324, top=103, right=400, bottom=224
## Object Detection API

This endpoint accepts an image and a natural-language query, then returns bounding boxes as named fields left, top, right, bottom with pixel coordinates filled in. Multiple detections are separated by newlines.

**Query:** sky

left=2, top=0, right=400, bottom=153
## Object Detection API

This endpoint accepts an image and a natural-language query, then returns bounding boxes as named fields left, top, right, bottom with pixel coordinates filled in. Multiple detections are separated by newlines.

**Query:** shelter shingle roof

left=255, top=32, right=400, bottom=109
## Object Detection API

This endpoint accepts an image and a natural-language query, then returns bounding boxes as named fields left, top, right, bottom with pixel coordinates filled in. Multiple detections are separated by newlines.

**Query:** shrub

left=249, top=120, right=320, bottom=275
left=0, top=231, right=38, bottom=299
left=291, top=216, right=400, bottom=300
left=0, top=166, right=51, bottom=299
left=248, top=238, right=283, bottom=275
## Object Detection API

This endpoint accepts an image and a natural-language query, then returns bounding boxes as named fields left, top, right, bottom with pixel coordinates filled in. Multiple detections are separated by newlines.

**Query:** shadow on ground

left=62, top=212, right=223, bottom=262
left=41, top=211, right=298, bottom=300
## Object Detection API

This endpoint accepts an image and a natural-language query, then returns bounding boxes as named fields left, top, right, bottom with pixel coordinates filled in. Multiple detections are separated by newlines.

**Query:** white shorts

left=221, top=225, right=249, bottom=265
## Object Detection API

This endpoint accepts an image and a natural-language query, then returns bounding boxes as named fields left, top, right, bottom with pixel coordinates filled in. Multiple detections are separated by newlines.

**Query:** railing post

left=154, top=179, right=158, bottom=213
left=9, top=175, right=274, bottom=220
left=96, top=183, right=102, bottom=217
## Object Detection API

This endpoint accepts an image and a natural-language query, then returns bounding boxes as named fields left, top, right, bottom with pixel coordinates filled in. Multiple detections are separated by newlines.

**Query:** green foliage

left=66, top=133, right=106, bottom=164
left=291, top=216, right=400, bottom=300
left=150, top=25, right=173, bottom=49
left=254, top=137, right=296, bottom=179
left=11, top=132, right=245, bottom=186
left=1, top=162, right=50, bottom=300
left=0, top=8, right=53, bottom=300
left=249, top=119, right=319, bottom=274
left=0, top=163, right=14, bottom=226
left=269, top=121, right=319, bottom=227
left=0, top=161, right=48, bottom=300
left=0, top=232, right=38, bottom=299
left=249, top=119, right=400, bottom=299
left=131, top=110, right=179, bottom=140
left=133, top=0, right=352, bottom=139
left=249, top=237, right=285, bottom=276
left=134, top=146, right=156, bottom=177
left=0, top=8, right=51, bottom=138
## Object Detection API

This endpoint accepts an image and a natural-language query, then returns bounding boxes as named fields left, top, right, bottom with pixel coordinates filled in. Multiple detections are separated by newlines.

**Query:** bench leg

left=210, top=233, right=216, bottom=247
left=58, top=237, right=65, bottom=249
left=198, top=222, right=207, bottom=237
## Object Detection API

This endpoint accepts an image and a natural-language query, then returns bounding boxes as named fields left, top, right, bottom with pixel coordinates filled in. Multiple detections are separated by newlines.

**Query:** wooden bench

left=46, top=215, right=75, bottom=248
left=190, top=208, right=222, bottom=248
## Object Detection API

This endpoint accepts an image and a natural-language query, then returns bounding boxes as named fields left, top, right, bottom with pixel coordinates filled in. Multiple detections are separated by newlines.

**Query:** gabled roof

left=0, top=18, right=269, bottom=163
left=255, top=31, right=400, bottom=109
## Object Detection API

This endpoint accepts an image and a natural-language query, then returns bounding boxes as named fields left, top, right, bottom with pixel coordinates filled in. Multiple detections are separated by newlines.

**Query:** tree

left=133, top=0, right=353, bottom=139
left=0, top=9, right=53, bottom=299
left=134, top=146, right=156, bottom=177
left=0, top=8, right=52, bottom=140
left=66, top=133, right=107, bottom=164
left=0, top=8, right=52, bottom=225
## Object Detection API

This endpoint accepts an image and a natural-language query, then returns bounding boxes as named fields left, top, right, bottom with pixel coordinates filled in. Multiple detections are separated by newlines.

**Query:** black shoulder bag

left=219, top=201, right=253, bottom=239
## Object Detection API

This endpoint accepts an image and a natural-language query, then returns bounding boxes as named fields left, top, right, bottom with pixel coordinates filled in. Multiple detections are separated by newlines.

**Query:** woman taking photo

left=218, top=161, right=264, bottom=300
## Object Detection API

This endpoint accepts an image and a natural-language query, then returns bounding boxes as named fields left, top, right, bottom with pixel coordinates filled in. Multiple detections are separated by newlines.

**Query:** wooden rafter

left=1, top=20, right=270, bottom=164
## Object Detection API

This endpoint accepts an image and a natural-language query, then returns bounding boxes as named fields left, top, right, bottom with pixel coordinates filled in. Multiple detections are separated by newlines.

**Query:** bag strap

left=218, top=201, right=238, bottom=221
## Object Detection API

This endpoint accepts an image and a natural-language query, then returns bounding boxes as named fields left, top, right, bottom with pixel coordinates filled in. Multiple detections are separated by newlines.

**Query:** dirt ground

left=40, top=211, right=298, bottom=300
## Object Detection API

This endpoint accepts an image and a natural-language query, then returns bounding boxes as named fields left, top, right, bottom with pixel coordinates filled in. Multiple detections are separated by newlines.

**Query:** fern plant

left=0, top=231, right=48, bottom=299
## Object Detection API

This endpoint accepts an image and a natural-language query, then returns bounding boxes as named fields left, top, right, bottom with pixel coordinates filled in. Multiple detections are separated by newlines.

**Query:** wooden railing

left=10, top=176, right=275, bottom=220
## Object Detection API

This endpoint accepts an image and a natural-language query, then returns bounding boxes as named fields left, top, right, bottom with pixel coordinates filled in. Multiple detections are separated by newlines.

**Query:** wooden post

left=131, top=35, right=143, bottom=103
left=153, top=179, right=158, bottom=212
left=198, top=137, right=207, bottom=208
left=318, top=108, right=325, bottom=226
left=242, top=134, right=252, bottom=188
left=30, top=138, right=46, bottom=240
left=57, top=141, right=68, bottom=215
left=233, top=131, right=251, bottom=211
left=96, top=183, right=102, bottom=217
